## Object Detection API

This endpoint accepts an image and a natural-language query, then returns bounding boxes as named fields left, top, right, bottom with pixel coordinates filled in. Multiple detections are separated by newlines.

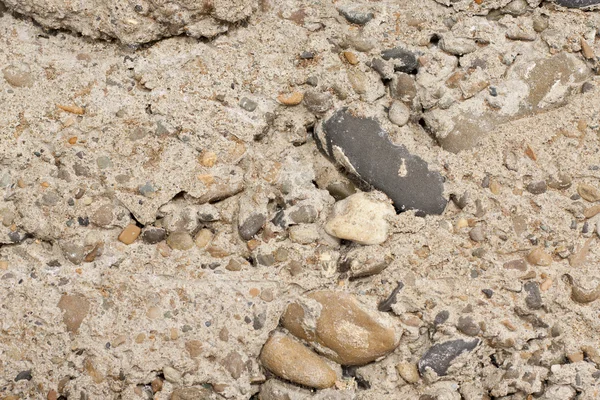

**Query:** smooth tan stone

left=118, top=224, right=141, bottom=244
left=281, top=290, right=401, bottom=365
left=260, top=333, right=337, bottom=389
left=57, top=294, right=90, bottom=333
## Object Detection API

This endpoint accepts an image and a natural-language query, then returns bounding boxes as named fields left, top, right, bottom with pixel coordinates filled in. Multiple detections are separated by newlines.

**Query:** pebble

left=577, top=183, right=600, bottom=202
left=548, top=172, right=572, bottom=190
left=342, top=51, right=359, bottom=65
left=281, top=290, right=401, bottom=365
left=439, top=36, right=478, bottom=55
left=57, top=294, right=90, bottom=333
left=277, top=92, right=304, bottom=106
left=418, top=339, right=479, bottom=377
left=138, top=182, right=155, bottom=197
left=524, top=282, right=543, bottom=310
left=118, top=224, right=141, bottom=245
left=396, top=362, right=420, bottom=384
left=238, top=213, right=266, bottom=240
left=526, top=180, right=547, bottom=195
left=260, top=332, right=337, bottom=389
left=390, top=73, right=417, bottom=102
left=532, top=14, right=549, bottom=32
left=222, top=351, right=245, bottom=379
left=340, top=245, right=391, bottom=278
left=96, top=156, right=112, bottom=169
left=388, top=100, right=410, bottom=127
left=170, top=387, right=213, bottom=400
left=469, top=226, right=486, bottom=242
left=369, top=57, right=394, bottom=80
left=289, top=205, right=318, bottom=224
left=41, top=192, right=60, bottom=206
left=456, top=316, right=480, bottom=336
left=526, top=247, right=553, bottom=266
left=162, top=366, right=182, bottom=384
left=166, top=231, right=194, bottom=250
left=303, top=90, right=333, bottom=114
left=338, top=5, right=374, bottom=25
left=3, top=63, right=34, bottom=87
left=324, top=192, right=395, bottom=245
left=194, top=228, right=213, bottom=248
left=61, top=242, right=85, bottom=264
left=141, top=227, right=166, bottom=244
left=380, top=47, right=418, bottom=74
left=185, top=340, right=202, bottom=358
left=318, top=109, right=447, bottom=215
left=14, top=370, right=32, bottom=381
left=91, top=204, right=113, bottom=226
left=239, top=97, right=257, bottom=112
left=434, top=310, right=450, bottom=326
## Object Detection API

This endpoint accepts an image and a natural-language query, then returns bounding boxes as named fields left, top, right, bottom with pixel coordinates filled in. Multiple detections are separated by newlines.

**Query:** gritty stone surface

left=418, top=339, right=480, bottom=377
left=2, top=1, right=600, bottom=399
left=2, top=0, right=258, bottom=45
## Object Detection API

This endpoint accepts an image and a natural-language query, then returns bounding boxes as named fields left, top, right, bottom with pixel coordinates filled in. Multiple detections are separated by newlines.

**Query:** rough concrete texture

left=2, top=0, right=600, bottom=399
left=1, top=0, right=258, bottom=45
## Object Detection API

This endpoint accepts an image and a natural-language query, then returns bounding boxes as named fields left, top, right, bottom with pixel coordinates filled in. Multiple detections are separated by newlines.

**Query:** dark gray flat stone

left=380, top=47, right=419, bottom=74
left=418, top=339, right=479, bottom=376
left=319, top=109, right=447, bottom=215
left=554, top=0, right=600, bottom=8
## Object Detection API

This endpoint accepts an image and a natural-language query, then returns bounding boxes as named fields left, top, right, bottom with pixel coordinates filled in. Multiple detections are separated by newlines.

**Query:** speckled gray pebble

left=524, top=281, right=543, bottom=310
left=303, top=91, right=333, bottom=114
left=319, top=108, right=447, bottom=215
left=289, top=205, right=318, bottom=224
left=469, top=226, right=486, bottom=242
left=239, top=213, right=266, bottom=240
left=418, top=339, right=480, bottom=376
left=380, top=47, right=419, bottom=74
left=434, top=310, right=450, bottom=326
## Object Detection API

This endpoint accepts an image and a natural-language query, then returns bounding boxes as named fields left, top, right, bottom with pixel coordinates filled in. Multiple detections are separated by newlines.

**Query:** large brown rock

left=2, top=0, right=258, bottom=45
left=281, top=291, right=401, bottom=365
left=260, top=333, right=337, bottom=389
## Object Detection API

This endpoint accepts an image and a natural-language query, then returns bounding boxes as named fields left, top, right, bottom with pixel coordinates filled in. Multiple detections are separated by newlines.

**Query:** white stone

left=389, top=100, right=410, bottom=127
left=324, top=192, right=395, bottom=245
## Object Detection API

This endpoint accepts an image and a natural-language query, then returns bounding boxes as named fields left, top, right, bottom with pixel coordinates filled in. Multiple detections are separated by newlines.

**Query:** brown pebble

left=118, top=224, right=141, bottom=245
left=199, top=151, right=217, bottom=167
left=47, top=390, right=58, bottom=400
left=526, top=247, right=552, bottom=266
left=540, top=278, right=553, bottom=291
left=260, top=333, right=337, bottom=389
left=578, top=183, right=600, bottom=202
left=57, top=104, right=85, bottom=115
left=581, top=38, right=595, bottom=59
left=277, top=92, right=304, bottom=106
left=396, top=362, right=420, bottom=383
left=151, top=377, right=163, bottom=393
left=226, top=259, right=242, bottom=271
left=57, top=294, right=90, bottom=333
left=342, top=51, right=359, bottom=65
left=68, top=136, right=77, bottom=145
left=584, top=205, right=600, bottom=218
left=567, top=352, right=584, bottom=363
left=489, top=179, right=501, bottom=195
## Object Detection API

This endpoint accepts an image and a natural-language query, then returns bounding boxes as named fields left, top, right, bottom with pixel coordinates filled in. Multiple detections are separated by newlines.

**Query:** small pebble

left=482, top=289, right=493, bottom=298
left=527, top=180, right=547, bottom=195
left=118, top=225, right=141, bottom=245
left=303, top=90, right=332, bottom=114
left=57, top=294, right=90, bottom=333
left=578, top=183, right=600, bottom=202
left=456, top=316, right=481, bottom=336
left=418, top=339, right=479, bottom=377
left=396, top=362, right=420, bottom=384
left=277, top=92, right=304, bottom=106
left=380, top=47, right=418, bottom=74
left=239, top=97, right=257, bottom=112
left=194, top=229, right=213, bottom=248
left=162, top=366, right=182, bottom=384
left=526, top=247, right=553, bottom=266
left=166, top=231, right=194, bottom=250
left=342, top=51, right=359, bottom=65
left=469, top=226, right=486, bottom=242
left=338, top=5, right=374, bottom=25
left=141, top=227, right=166, bottom=244
left=388, top=101, right=410, bottom=127
left=14, top=370, right=32, bottom=382
left=524, top=281, right=543, bottom=310
left=239, top=213, right=266, bottom=240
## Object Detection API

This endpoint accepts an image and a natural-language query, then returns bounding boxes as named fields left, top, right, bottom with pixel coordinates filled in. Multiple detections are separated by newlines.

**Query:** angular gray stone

left=338, top=5, right=374, bottom=25
left=317, top=108, right=447, bottom=215
left=418, top=339, right=479, bottom=376
left=524, top=281, right=543, bottom=310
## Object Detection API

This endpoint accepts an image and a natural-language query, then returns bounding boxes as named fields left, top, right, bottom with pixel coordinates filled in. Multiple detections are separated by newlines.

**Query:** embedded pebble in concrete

left=418, top=339, right=480, bottom=377
left=324, top=192, right=395, bottom=245
left=260, top=333, right=337, bottom=389
left=554, top=0, right=600, bottom=7
left=141, top=227, right=166, bottom=244
left=166, top=231, right=194, bottom=250
left=380, top=47, right=419, bottom=74
left=388, top=100, right=410, bottom=127
left=281, top=290, right=401, bottom=365
left=57, top=294, right=91, bottom=333
left=318, top=108, right=447, bottom=215
left=239, top=214, right=266, bottom=241
left=118, top=225, right=141, bottom=245
left=578, top=183, right=600, bottom=202
left=338, top=5, right=374, bottom=25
